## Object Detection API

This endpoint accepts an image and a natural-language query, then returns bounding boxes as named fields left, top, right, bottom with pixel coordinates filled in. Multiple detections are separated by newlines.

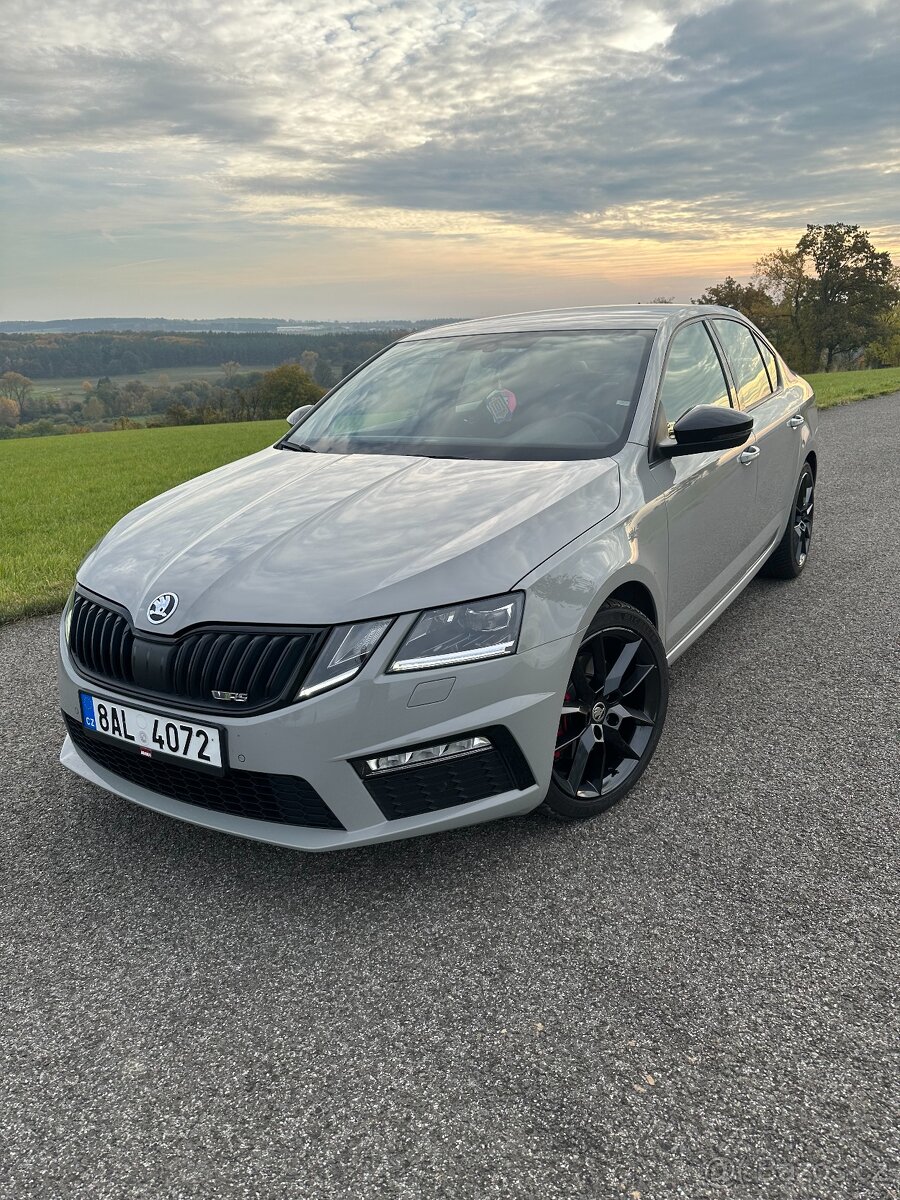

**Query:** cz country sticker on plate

left=79, top=692, right=223, bottom=769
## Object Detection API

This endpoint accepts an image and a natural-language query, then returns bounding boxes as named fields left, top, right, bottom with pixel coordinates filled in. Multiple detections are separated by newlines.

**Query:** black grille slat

left=232, top=636, right=265, bottom=695
left=65, top=715, right=343, bottom=830
left=198, top=633, right=230, bottom=698
left=82, top=603, right=100, bottom=673
left=245, top=635, right=283, bottom=699
left=68, top=591, right=325, bottom=715
left=71, top=594, right=134, bottom=684
left=73, top=599, right=91, bottom=669
left=364, top=750, right=517, bottom=821
left=99, top=610, right=115, bottom=677
left=216, top=633, right=251, bottom=691
left=268, top=637, right=300, bottom=696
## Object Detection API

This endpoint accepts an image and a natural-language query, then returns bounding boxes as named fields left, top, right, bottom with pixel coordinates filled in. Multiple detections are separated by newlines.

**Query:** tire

left=761, top=462, right=815, bottom=580
left=541, top=600, right=669, bottom=822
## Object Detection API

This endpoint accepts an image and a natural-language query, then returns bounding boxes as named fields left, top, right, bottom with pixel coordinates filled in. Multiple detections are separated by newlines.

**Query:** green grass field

left=806, top=366, right=900, bottom=407
left=1, top=367, right=898, bottom=624
left=0, top=420, right=283, bottom=623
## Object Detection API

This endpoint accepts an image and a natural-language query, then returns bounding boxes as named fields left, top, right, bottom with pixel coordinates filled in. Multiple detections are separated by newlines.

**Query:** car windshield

left=284, top=329, right=655, bottom=460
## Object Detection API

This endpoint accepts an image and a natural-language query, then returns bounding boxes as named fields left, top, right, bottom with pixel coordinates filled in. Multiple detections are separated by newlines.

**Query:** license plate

left=79, top=692, right=223, bottom=769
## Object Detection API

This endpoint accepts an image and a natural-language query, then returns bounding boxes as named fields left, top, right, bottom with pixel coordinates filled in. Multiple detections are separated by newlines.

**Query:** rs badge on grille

left=212, top=690, right=249, bottom=703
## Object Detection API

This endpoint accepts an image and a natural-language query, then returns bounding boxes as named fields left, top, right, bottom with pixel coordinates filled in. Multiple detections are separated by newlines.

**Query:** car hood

left=79, top=448, right=620, bottom=631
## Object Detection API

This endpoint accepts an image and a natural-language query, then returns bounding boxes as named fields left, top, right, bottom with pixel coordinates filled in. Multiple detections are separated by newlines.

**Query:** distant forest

left=0, top=330, right=404, bottom=386
left=0, top=330, right=411, bottom=439
left=0, top=317, right=458, bottom=334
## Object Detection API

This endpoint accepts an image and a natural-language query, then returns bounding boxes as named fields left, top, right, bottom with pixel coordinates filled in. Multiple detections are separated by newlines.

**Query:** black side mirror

left=658, top=404, right=753, bottom=458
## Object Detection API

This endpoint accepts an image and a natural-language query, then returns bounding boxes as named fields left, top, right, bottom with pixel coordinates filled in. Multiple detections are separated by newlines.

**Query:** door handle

left=787, top=414, right=804, bottom=429
left=739, top=446, right=760, bottom=465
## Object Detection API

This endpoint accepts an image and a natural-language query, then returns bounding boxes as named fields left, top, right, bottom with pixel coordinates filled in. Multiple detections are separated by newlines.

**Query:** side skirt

left=665, top=532, right=780, bottom=665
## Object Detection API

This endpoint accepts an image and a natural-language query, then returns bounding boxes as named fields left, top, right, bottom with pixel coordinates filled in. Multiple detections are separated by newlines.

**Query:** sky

left=2, top=0, right=898, bottom=320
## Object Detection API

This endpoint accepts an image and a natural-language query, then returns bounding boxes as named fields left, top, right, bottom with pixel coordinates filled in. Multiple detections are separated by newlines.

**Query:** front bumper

left=58, top=618, right=575, bottom=850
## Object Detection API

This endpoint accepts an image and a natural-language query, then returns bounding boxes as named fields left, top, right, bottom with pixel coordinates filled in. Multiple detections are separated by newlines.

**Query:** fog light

left=364, top=735, right=490, bottom=774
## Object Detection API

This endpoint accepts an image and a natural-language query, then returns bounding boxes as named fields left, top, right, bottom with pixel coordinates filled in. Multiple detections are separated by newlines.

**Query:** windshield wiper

left=279, top=441, right=317, bottom=452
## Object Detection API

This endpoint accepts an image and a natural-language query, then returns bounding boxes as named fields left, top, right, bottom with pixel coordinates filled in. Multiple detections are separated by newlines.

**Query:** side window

left=754, top=335, right=779, bottom=392
left=658, top=322, right=731, bottom=426
left=712, top=319, right=773, bottom=408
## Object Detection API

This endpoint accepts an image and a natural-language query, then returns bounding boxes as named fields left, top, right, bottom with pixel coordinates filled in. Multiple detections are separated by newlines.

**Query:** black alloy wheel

left=542, top=600, right=668, bottom=821
left=792, top=471, right=814, bottom=566
left=762, top=461, right=815, bottom=579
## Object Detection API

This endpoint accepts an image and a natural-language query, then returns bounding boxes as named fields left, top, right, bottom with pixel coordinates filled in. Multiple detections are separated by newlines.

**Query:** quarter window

left=658, top=322, right=731, bottom=426
left=712, top=319, right=773, bottom=408
left=755, top=335, right=779, bottom=392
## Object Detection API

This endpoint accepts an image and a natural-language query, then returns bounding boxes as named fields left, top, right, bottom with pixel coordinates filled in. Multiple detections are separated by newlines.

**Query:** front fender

left=515, top=494, right=667, bottom=652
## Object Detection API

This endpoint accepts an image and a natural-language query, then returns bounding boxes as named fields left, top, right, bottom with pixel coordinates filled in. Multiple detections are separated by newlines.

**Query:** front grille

left=65, top=714, right=343, bottom=830
left=363, top=747, right=518, bottom=821
left=69, top=591, right=327, bottom=715
left=70, top=595, right=135, bottom=684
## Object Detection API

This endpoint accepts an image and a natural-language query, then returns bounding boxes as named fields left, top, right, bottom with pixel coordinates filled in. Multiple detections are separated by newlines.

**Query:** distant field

left=0, top=420, right=283, bottom=623
left=806, top=366, right=900, bottom=408
left=32, top=364, right=278, bottom=404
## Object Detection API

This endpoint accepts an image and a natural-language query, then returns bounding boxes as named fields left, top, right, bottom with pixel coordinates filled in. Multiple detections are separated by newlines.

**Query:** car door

left=652, top=320, right=762, bottom=650
left=709, top=318, right=802, bottom=546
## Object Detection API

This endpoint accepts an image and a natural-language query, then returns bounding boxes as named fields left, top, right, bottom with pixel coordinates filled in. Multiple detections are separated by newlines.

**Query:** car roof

left=406, top=304, right=744, bottom=339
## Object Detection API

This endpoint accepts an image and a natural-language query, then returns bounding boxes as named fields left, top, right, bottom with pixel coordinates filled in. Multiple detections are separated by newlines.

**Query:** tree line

left=0, top=330, right=398, bottom=384
left=694, top=224, right=899, bottom=373
left=0, top=363, right=325, bottom=440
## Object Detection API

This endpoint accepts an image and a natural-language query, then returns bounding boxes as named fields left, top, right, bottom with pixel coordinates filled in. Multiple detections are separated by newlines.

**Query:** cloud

left=1, top=0, right=898, bottom=317
left=294, top=0, right=900, bottom=234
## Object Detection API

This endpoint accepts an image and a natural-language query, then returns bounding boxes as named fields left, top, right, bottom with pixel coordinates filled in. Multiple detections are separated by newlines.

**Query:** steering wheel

left=566, top=410, right=619, bottom=443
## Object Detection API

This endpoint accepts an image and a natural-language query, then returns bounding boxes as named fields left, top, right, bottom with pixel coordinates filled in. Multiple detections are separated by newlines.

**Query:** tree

left=222, top=361, right=241, bottom=381
left=81, top=395, right=107, bottom=423
left=795, top=224, right=899, bottom=369
left=165, top=402, right=191, bottom=425
left=119, top=350, right=142, bottom=375
left=0, top=372, right=34, bottom=419
left=254, top=364, right=324, bottom=420
left=751, top=248, right=818, bottom=369
left=0, top=395, right=19, bottom=427
left=867, top=304, right=900, bottom=367
left=693, top=276, right=777, bottom=335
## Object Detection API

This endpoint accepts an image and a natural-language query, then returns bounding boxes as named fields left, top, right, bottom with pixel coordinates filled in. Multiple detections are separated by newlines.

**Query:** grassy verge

left=806, top=366, right=900, bottom=408
left=0, top=420, right=283, bottom=624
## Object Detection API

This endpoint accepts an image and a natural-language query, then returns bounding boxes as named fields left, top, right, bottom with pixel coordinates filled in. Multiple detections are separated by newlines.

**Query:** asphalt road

left=1, top=394, right=898, bottom=1200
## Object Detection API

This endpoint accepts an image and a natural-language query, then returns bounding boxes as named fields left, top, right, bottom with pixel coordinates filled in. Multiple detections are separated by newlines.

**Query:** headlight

left=296, top=618, right=393, bottom=699
left=388, top=593, right=524, bottom=673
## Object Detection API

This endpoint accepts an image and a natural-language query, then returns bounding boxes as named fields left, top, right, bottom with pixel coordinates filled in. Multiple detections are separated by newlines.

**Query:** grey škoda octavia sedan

left=59, top=305, right=817, bottom=849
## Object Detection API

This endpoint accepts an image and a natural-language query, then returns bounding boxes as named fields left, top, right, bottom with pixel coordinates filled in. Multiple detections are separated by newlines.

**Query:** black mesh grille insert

left=363, top=748, right=517, bottom=821
left=65, top=714, right=343, bottom=830
left=69, top=591, right=326, bottom=715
